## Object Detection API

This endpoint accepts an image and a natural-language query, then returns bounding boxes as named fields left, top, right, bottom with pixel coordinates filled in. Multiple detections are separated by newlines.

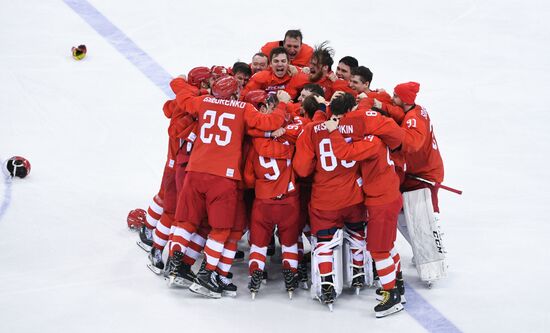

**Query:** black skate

left=189, top=266, right=222, bottom=299
left=297, top=259, right=309, bottom=289
left=217, top=272, right=237, bottom=297
left=318, top=275, right=336, bottom=312
left=248, top=269, right=264, bottom=300
left=147, top=247, right=164, bottom=275
left=375, top=271, right=406, bottom=304
left=375, top=288, right=403, bottom=318
left=233, top=250, right=245, bottom=262
left=282, top=269, right=298, bottom=299
left=352, top=266, right=365, bottom=295
left=166, top=251, right=195, bottom=288
left=136, top=225, right=153, bottom=252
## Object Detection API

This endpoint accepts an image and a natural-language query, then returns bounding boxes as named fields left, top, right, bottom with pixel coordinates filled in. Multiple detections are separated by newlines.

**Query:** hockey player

left=231, top=61, right=252, bottom=89
left=335, top=56, right=358, bottom=81
left=243, top=90, right=304, bottom=299
left=250, top=52, right=268, bottom=74
left=167, top=75, right=289, bottom=298
left=241, top=47, right=296, bottom=99
left=285, top=41, right=355, bottom=101
left=324, top=92, right=406, bottom=318
left=391, top=82, right=446, bottom=287
left=260, top=29, right=313, bottom=68
left=293, top=99, right=366, bottom=311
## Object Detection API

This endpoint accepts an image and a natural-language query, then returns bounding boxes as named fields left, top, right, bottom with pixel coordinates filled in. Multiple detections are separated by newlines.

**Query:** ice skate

left=297, top=259, right=309, bottom=289
left=136, top=225, right=153, bottom=252
left=375, top=288, right=403, bottom=318
left=233, top=250, right=245, bottom=263
left=282, top=269, right=298, bottom=299
left=375, top=272, right=406, bottom=303
left=147, top=247, right=164, bottom=275
left=352, top=266, right=365, bottom=295
left=217, top=272, right=237, bottom=297
left=248, top=269, right=264, bottom=300
left=189, top=266, right=222, bottom=299
left=166, top=251, right=195, bottom=288
left=317, top=275, right=336, bottom=312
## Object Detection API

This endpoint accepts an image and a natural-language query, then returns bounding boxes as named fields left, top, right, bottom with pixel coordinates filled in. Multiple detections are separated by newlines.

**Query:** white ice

left=1, top=0, right=550, bottom=332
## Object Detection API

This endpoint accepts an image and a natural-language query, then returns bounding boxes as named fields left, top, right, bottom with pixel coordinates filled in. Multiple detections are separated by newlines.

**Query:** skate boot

left=297, top=258, right=309, bottom=289
left=282, top=269, right=298, bottom=299
left=217, top=272, right=237, bottom=297
left=233, top=250, right=245, bottom=262
left=318, top=275, right=336, bottom=312
left=147, top=247, right=164, bottom=275
left=374, top=288, right=403, bottom=318
left=166, top=251, right=195, bottom=288
left=352, top=266, right=365, bottom=295
left=248, top=269, right=264, bottom=300
left=189, top=266, right=222, bottom=299
left=375, top=272, right=406, bottom=304
left=136, top=225, right=153, bottom=252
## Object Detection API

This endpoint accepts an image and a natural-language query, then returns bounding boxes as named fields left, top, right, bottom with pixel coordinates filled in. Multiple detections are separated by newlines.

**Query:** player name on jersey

left=203, top=97, right=246, bottom=109
left=313, top=123, right=354, bottom=134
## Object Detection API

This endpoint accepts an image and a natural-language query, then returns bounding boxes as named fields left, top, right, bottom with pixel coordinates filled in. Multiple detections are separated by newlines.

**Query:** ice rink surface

left=1, top=0, right=550, bottom=332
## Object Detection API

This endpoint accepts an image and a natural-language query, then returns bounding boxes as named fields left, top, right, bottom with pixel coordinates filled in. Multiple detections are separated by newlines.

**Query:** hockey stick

left=408, top=175, right=463, bottom=195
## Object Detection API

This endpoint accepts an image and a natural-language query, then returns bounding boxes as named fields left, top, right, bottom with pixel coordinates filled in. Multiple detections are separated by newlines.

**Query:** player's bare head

left=251, top=52, right=268, bottom=73
left=283, top=29, right=303, bottom=59
left=309, top=41, right=334, bottom=81
left=349, top=66, right=373, bottom=92
left=269, top=47, right=289, bottom=78
left=330, top=92, right=356, bottom=115
left=298, top=83, right=324, bottom=102
left=302, top=94, right=321, bottom=119
left=336, top=56, right=358, bottom=81
left=232, top=61, right=252, bottom=88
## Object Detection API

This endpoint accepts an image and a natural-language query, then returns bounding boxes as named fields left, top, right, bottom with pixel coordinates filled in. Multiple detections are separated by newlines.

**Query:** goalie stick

left=407, top=175, right=463, bottom=195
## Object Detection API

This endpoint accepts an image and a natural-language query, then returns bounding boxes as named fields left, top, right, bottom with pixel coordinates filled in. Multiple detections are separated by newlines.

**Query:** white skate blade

left=299, top=281, right=309, bottom=290
left=288, top=291, right=293, bottom=300
left=251, top=292, right=257, bottom=300
left=426, top=281, right=433, bottom=288
left=136, top=240, right=152, bottom=252
left=222, top=290, right=237, bottom=297
left=327, top=303, right=334, bottom=312
left=147, top=263, right=163, bottom=275
left=375, top=303, right=404, bottom=318
left=188, top=282, right=222, bottom=299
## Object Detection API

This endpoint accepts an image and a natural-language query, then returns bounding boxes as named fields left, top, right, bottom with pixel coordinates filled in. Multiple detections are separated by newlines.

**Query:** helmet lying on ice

left=4, top=156, right=31, bottom=178
left=127, top=208, right=146, bottom=230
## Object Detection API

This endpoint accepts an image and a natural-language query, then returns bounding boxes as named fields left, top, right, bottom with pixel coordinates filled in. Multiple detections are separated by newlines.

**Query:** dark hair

left=284, top=30, right=303, bottom=42
left=232, top=62, right=252, bottom=77
left=338, top=56, right=359, bottom=69
left=330, top=92, right=356, bottom=115
left=269, top=47, right=289, bottom=62
left=351, top=66, right=373, bottom=83
left=312, top=41, right=334, bottom=71
left=301, top=83, right=324, bottom=97
left=253, top=52, right=268, bottom=60
left=302, top=94, right=321, bottom=119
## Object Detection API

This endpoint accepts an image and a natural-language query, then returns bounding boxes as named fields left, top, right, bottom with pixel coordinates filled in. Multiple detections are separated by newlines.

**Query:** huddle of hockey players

left=126, top=29, right=449, bottom=318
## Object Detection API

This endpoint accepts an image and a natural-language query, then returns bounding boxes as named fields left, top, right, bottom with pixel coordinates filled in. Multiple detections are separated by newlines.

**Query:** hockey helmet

left=244, top=90, right=268, bottom=108
left=188, top=66, right=212, bottom=88
left=211, top=76, right=239, bottom=99
left=4, top=156, right=31, bottom=178
left=211, top=65, right=229, bottom=80
left=127, top=208, right=146, bottom=230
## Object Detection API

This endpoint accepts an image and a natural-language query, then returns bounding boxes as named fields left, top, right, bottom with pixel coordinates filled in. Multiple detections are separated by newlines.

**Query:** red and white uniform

left=241, top=68, right=294, bottom=99
left=169, top=78, right=286, bottom=272
left=261, top=41, right=314, bottom=68
left=285, top=72, right=355, bottom=101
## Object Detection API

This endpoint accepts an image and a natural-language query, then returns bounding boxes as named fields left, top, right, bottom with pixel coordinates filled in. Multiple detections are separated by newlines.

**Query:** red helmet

left=211, top=76, right=239, bottom=99
left=127, top=208, right=146, bottom=230
left=211, top=65, right=229, bottom=80
left=4, top=156, right=31, bottom=178
left=244, top=90, right=268, bottom=108
left=188, top=66, right=212, bottom=88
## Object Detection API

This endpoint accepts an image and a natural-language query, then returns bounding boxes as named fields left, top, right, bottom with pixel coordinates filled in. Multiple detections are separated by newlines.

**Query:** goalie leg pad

left=402, top=188, right=447, bottom=282
left=310, top=229, right=344, bottom=300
